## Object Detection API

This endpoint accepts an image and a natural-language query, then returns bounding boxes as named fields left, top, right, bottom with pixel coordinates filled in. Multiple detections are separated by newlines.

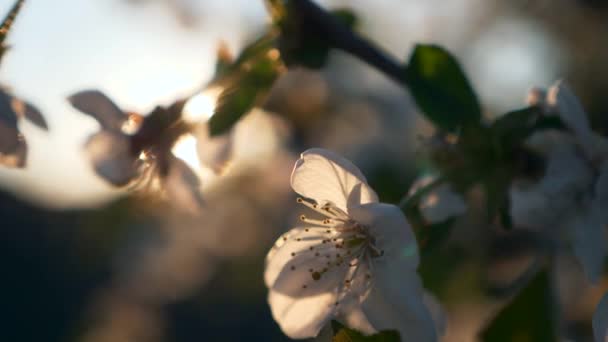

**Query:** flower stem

left=288, top=0, right=407, bottom=86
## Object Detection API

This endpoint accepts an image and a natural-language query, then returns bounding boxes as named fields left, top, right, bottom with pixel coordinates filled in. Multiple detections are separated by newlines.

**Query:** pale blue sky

left=0, top=0, right=267, bottom=206
left=0, top=0, right=561, bottom=207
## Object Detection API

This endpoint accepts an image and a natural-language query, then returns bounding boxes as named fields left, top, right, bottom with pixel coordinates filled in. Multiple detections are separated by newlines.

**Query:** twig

left=290, top=0, right=406, bottom=86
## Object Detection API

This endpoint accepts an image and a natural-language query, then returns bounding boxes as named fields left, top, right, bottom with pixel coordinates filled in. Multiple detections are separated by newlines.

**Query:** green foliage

left=0, top=0, right=25, bottom=64
left=331, top=9, right=358, bottom=30
left=331, top=321, right=401, bottom=342
left=404, top=44, right=482, bottom=132
left=481, top=271, right=556, bottom=342
left=207, top=36, right=283, bottom=136
left=270, top=0, right=358, bottom=69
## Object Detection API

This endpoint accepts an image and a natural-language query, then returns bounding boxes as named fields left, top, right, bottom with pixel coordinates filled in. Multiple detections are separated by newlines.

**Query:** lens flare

left=171, top=133, right=201, bottom=173
left=182, top=87, right=223, bottom=123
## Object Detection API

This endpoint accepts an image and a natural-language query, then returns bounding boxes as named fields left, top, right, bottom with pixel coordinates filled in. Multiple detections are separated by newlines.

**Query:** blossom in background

left=69, top=90, right=204, bottom=214
left=594, top=292, right=608, bottom=342
left=510, top=81, right=608, bottom=282
left=0, top=89, right=47, bottom=168
left=407, top=174, right=467, bottom=224
left=264, top=148, right=438, bottom=340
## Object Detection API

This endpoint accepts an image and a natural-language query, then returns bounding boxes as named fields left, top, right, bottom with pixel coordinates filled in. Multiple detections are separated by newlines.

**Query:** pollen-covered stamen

left=297, top=197, right=350, bottom=221
left=299, top=215, right=340, bottom=227
left=320, top=202, right=350, bottom=220
left=293, top=197, right=386, bottom=303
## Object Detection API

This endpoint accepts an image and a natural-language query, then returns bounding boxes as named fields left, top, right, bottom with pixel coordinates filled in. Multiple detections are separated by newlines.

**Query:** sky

left=0, top=0, right=267, bottom=207
left=0, top=0, right=562, bottom=208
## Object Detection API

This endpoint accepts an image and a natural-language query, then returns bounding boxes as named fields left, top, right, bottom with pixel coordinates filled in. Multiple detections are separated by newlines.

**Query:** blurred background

left=1, top=0, right=608, bottom=341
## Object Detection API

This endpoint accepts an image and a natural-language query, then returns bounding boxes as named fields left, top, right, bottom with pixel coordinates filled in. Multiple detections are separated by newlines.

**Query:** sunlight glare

left=182, top=87, right=223, bottom=123
left=172, top=133, right=202, bottom=173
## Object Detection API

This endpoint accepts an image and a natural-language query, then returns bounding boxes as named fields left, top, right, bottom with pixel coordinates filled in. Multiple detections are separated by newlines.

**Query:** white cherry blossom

left=265, top=148, right=438, bottom=340
left=510, top=81, right=608, bottom=282
left=594, top=292, right=608, bottom=342
left=407, top=174, right=467, bottom=224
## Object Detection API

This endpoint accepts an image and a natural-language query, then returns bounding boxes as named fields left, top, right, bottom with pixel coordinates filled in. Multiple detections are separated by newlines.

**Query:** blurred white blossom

left=594, top=292, right=608, bottom=342
left=69, top=90, right=204, bottom=215
left=510, top=81, right=608, bottom=282
left=264, top=148, right=438, bottom=340
left=0, top=89, right=47, bottom=168
left=408, top=175, right=467, bottom=223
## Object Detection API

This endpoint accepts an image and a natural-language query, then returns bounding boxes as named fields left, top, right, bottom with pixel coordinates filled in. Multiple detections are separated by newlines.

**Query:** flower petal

left=291, top=148, right=378, bottom=211
left=349, top=203, right=420, bottom=270
left=360, top=269, right=438, bottom=341
left=547, top=81, right=595, bottom=158
left=511, top=144, right=594, bottom=229
left=11, top=98, right=48, bottom=130
left=571, top=207, right=607, bottom=283
left=164, top=156, right=205, bottom=215
left=195, top=124, right=232, bottom=173
left=69, top=90, right=128, bottom=132
left=336, top=306, right=376, bottom=336
left=268, top=289, right=337, bottom=339
left=265, top=226, right=350, bottom=297
left=596, top=160, right=608, bottom=214
left=85, top=131, right=138, bottom=186
left=594, top=292, right=608, bottom=342
left=420, top=184, right=466, bottom=223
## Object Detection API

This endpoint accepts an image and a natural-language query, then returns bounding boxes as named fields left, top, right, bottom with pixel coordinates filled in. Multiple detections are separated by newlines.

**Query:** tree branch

left=290, top=0, right=406, bottom=86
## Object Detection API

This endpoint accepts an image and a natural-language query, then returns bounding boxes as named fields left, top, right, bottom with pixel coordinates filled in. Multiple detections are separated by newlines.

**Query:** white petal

left=268, top=289, right=337, bottom=339
left=164, top=156, right=204, bottom=215
left=337, top=306, right=376, bottom=336
left=571, top=207, right=607, bottom=283
left=594, top=292, right=608, bottom=342
left=195, top=124, right=232, bottom=173
left=68, top=90, right=128, bottom=132
left=547, top=81, right=595, bottom=158
left=265, top=226, right=350, bottom=297
left=540, top=144, right=594, bottom=199
left=349, top=203, right=420, bottom=270
left=84, top=131, right=138, bottom=186
left=419, top=184, right=466, bottom=223
left=423, top=291, right=447, bottom=338
left=265, top=226, right=353, bottom=339
left=511, top=144, right=594, bottom=229
left=596, top=161, right=608, bottom=213
left=509, top=183, right=551, bottom=229
left=360, top=269, right=438, bottom=341
left=291, top=148, right=378, bottom=212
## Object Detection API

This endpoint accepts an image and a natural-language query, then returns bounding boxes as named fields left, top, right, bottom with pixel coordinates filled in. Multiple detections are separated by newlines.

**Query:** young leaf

left=272, top=0, right=359, bottom=69
left=0, top=0, right=25, bottom=64
left=480, top=271, right=556, bottom=342
left=207, top=36, right=282, bottom=136
left=331, top=321, right=401, bottom=342
left=404, top=45, right=481, bottom=132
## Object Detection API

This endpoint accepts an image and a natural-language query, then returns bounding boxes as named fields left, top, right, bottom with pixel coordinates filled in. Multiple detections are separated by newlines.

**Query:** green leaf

left=404, top=45, right=481, bottom=132
left=207, top=36, right=282, bottom=136
left=331, top=9, right=358, bottom=30
left=0, top=0, right=25, bottom=64
left=332, top=321, right=401, bottom=342
left=274, top=1, right=358, bottom=69
left=480, top=271, right=556, bottom=342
